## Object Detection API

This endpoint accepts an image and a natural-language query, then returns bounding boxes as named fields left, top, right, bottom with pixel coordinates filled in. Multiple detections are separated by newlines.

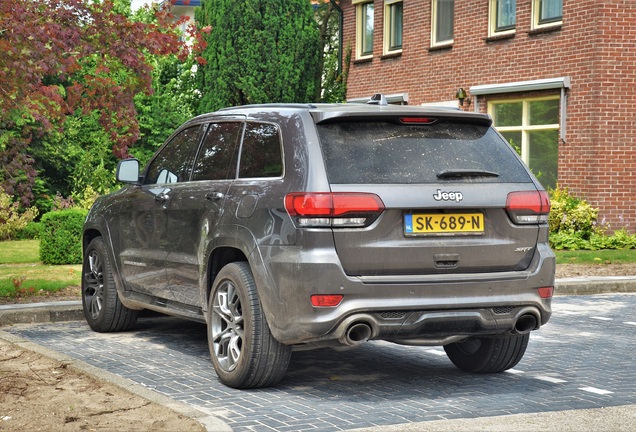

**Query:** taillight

left=506, top=190, right=551, bottom=224
left=285, top=192, right=385, bottom=228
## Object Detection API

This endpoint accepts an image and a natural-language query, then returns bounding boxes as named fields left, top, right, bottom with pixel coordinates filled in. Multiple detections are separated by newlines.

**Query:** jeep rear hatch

left=313, top=119, right=548, bottom=276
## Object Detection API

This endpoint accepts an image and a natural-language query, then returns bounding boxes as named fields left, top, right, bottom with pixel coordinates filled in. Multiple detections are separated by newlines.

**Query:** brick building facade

left=340, top=0, right=636, bottom=232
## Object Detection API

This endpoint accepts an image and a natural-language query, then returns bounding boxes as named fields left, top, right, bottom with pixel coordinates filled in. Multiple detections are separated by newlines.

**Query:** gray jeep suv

left=82, top=100, right=555, bottom=389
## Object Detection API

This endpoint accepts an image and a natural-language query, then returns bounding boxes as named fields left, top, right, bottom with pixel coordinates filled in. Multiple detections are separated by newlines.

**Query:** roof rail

left=367, top=94, right=388, bottom=106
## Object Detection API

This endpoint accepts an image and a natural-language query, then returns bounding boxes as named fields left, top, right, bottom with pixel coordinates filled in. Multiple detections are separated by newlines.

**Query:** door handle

left=206, top=191, right=225, bottom=202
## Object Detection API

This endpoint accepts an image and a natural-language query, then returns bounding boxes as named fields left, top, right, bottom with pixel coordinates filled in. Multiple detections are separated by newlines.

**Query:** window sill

left=428, top=43, right=453, bottom=52
left=527, top=24, right=562, bottom=36
left=353, top=57, right=373, bottom=65
left=381, top=51, right=402, bottom=60
left=484, top=32, right=515, bottom=43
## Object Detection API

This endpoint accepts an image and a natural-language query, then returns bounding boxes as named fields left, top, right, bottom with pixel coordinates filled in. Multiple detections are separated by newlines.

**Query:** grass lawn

left=555, top=248, right=636, bottom=265
left=0, top=239, right=40, bottom=264
left=0, top=240, right=81, bottom=298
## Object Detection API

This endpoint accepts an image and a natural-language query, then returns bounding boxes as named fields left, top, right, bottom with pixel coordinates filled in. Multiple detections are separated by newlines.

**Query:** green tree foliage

left=31, top=111, right=117, bottom=201
left=0, top=0, right=199, bottom=207
left=195, top=0, right=321, bottom=112
left=314, top=0, right=349, bottom=103
left=132, top=55, right=199, bottom=167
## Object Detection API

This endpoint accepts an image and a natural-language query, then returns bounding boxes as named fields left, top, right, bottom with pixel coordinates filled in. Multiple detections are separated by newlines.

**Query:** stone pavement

left=1, top=277, right=636, bottom=431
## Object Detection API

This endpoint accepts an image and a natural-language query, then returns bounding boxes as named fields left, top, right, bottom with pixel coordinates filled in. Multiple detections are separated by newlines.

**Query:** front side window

left=356, top=1, right=374, bottom=58
left=384, top=0, right=403, bottom=54
left=239, top=123, right=283, bottom=178
left=489, top=0, right=516, bottom=35
left=533, top=0, right=562, bottom=28
left=490, top=97, right=559, bottom=189
left=145, top=126, right=202, bottom=185
left=431, top=0, right=454, bottom=46
left=191, top=122, right=242, bottom=181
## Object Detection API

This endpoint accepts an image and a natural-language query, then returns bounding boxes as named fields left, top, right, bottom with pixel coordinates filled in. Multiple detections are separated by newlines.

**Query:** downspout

left=329, top=0, right=343, bottom=77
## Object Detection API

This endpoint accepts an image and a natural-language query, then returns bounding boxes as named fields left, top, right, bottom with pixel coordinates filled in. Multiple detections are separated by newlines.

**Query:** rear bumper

left=252, top=242, right=555, bottom=346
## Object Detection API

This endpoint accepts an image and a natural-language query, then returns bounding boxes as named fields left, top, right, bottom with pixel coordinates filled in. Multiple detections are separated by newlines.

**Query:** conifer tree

left=195, top=0, right=321, bottom=113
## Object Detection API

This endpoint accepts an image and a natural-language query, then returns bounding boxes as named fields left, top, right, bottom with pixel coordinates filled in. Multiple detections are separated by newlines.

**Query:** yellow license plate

left=404, top=213, right=484, bottom=234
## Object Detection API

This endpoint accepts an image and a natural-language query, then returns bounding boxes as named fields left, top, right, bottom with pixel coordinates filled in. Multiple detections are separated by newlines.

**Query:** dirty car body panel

left=83, top=101, right=555, bottom=388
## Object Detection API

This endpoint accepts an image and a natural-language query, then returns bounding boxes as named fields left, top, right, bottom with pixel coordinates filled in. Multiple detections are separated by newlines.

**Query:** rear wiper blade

left=437, top=169, right=500, bottom=179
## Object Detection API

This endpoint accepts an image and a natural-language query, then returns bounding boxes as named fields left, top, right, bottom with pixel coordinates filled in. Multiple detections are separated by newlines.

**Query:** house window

left=431, top=0, right=454, bottom=46
left=384, top=0, right=403, bottom=54
left=532, top=0, right=562, bottom=28
left=355, top=1, right=374, bottom=58
left=489, top=0, right=516, bottom=35
left=490, top=97, right=559, bottom=189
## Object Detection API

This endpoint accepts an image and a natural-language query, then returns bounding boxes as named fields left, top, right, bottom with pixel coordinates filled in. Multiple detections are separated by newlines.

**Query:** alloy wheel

left=211, top=280, right=244, bottom=372
left=83, top=250, right=105, bottom=320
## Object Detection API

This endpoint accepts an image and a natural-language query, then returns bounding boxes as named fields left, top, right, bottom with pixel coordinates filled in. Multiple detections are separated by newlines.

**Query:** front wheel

left=444, top=333, right=530, bottom=373
left=82, top=237, right=138, bottom=332
left=208, top=262, right=291, bottom=389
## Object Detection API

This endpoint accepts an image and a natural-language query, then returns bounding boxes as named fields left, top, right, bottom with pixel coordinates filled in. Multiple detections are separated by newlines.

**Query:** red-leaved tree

left=0, top=0, right=204, bottom=205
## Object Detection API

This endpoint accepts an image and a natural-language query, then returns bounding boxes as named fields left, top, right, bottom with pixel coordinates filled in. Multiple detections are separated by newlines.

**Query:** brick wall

left=340, top=0, right=636, bottom=232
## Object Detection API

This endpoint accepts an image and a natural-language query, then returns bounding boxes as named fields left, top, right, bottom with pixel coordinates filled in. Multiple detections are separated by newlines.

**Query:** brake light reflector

left=311, top=294, right=343, bottom=307
left=506, top=190, right=551, bottom=224
left=285, top=193, right=385, bottom=228
left=538, top=287, right=554, bottom=299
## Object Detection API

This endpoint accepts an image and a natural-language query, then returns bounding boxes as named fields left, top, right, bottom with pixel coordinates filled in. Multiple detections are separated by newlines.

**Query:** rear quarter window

left=239, top=123, right=283, bottom=178
left=316, top=121, right=533, bottom=184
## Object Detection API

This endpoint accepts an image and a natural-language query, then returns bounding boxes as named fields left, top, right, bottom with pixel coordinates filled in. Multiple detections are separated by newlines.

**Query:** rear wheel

left=208, top=262, right=291, bottom=389
left=82, top=237, right=138, bottom=332
left=444, top=333, right=530, bottom=373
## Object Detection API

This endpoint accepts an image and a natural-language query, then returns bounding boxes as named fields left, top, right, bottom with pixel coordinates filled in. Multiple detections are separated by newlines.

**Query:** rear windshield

left=316, top=121, right=532, bottom=184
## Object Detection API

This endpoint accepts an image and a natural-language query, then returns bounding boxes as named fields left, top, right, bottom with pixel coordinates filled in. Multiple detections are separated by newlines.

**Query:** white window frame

left=383, top=0, right=403, bottom=55
left=431, top=0, right=454, bottom=47
left=488, top=96, right=560, bottom=171
left=469, top=76, right=570, bottom=141
left=531, top=0, right=562, bottom=30
left=354, top=0, right=375, bottom=59
left=488, top=0, right=516, bottom=37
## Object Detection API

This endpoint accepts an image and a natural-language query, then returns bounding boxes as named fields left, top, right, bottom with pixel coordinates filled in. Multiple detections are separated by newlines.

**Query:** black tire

left=208, top=262, right=291, bottom=389
left=82, top=237, right=138, bottom=332
left=444, top=333, right=530, bottom=373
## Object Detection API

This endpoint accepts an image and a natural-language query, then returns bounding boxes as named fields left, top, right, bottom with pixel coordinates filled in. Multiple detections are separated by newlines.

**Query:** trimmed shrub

left=548, top=187, right=636, bottom=250
left=0, top=188, right=39, bottom=240
left=39, top=209, right=88, bottom=264
left=548, top=187, right=598, bottom=239
left=14, top=221, right=43, bottom=240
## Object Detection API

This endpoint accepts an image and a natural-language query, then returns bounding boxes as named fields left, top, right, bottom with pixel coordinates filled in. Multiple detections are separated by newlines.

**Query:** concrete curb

left=0, top=300, right=83, bottom=326
left=555, top=276, right=636, bottom=295
left=0, top=330, right=232, bottom=432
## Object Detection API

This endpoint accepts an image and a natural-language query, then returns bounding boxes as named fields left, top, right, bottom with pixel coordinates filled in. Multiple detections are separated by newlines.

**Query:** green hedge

left=39, top=209, right=88, bottom=265
left=14, top=221, right=43, bottom=240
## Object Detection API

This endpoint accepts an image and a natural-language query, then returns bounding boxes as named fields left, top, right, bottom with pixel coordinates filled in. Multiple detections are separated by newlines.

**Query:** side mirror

left=116, top=159, right=140, bottom=184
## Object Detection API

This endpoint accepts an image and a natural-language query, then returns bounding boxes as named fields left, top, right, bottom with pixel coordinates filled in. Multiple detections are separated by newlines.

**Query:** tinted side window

left=145, top=126, right=201, bottom=185
left=191, top=122, right=242, bottom=181
left=239, top=123, right=283, bottom=178
left=316, top=121, right=531, bottom=184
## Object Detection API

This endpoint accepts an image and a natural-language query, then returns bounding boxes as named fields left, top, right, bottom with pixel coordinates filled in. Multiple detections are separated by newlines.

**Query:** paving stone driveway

left=7, top=293, right=636, bottom=431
